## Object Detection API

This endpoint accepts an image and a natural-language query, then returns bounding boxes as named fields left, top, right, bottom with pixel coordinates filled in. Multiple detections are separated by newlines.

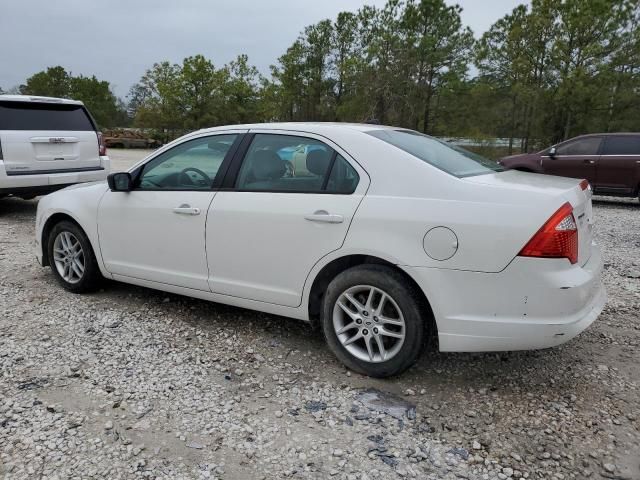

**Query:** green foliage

left=130, top=54, right=263, bottom=138
left=19, top=66, right=127, bottom=128
left=265, top=0, right=638, bottom=149
left=12, top=0, right=638, bottom=148
left=475, top=0, right=639, bottom=151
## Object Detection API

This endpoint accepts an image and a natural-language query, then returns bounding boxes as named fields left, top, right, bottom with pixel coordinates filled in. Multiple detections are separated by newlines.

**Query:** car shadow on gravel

left=592, top=196, right=639, bottom=208
left=0, top=197, right=38, bottom=216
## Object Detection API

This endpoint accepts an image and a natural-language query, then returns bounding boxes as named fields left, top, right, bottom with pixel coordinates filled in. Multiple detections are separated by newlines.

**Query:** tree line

left=4, top=0, right=639, bottom=153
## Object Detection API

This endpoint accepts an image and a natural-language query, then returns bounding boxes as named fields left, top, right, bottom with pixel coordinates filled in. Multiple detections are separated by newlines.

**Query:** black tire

left=47, top=220, right=102, bottom=293
left=321, top=264, right=426, bottom=378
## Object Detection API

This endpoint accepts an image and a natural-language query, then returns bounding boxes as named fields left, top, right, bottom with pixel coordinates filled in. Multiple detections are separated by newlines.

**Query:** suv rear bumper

left=0, top=157, right=110, bottom=195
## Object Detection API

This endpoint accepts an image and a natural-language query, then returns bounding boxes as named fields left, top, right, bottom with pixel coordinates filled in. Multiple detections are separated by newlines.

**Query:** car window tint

left=602, top=136, right=640, bottom=155
left=236, top=134, right=335, bottom=192
left=556, top=137, right=601, bottom=155
left=367, top=129, right=503, bottom=178
left=0, top=101, right=94, bottom=131
left=326, top=154, right=359, bottom=194
left=137, top=134, right=237, bottom=190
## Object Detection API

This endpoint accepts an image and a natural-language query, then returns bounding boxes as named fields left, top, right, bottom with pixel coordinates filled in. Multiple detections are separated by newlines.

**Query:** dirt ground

left=0, top=150, right=638, bottom=479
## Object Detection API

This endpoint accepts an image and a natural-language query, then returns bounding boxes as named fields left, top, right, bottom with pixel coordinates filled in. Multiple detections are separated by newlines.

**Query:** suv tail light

left=97, top=132, right=107, bottom=156
left=519, top=202, right=578, bottom=264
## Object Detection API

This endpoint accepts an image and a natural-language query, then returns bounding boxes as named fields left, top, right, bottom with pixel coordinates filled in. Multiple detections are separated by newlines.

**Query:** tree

left=224, top=54, right=262, bottom=124
left=400, top=0, right=474, bottom=133
left=20, top=66, right=126, bottom=127
left=130, top=54, right=266, bottom=135
left=475, top=3, right=554, bottom=152
left=71, top=75, right=124, bottom=127
left=20, top=66, right=71, bottom=98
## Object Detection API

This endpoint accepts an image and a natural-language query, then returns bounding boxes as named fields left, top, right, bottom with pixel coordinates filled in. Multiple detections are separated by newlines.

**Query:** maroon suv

left=499, top=133, right=640, bottom=200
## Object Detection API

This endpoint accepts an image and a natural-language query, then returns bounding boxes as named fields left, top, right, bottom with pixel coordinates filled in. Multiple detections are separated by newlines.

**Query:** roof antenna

left=364, top=118, right=380, bottom=125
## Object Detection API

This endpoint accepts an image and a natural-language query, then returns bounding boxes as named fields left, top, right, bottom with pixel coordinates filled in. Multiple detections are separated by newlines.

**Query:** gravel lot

left=1, top=150, right=639, bottom=479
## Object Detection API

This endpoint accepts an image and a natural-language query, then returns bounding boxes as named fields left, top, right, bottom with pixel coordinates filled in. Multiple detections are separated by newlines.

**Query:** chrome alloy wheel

left=332, top=285, right=406, bottom=363
left=53, top=231, right=85, bottom=284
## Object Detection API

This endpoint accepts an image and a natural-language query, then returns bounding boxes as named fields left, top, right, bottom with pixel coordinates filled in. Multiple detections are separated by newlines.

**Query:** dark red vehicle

left=499, top=133, right=640, bottom=201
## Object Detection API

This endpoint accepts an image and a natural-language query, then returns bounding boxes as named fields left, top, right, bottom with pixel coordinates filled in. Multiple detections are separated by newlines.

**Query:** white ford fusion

left=35, top=123, right=606, bottom=377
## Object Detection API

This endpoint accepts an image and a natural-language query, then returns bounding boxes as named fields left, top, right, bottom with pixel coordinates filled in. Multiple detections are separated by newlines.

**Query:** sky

left=1, top=0, right=528, bottom=98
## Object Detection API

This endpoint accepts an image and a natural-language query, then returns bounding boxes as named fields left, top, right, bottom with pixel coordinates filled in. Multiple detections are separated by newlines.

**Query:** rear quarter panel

left=343, top=191, right=559, bottom=273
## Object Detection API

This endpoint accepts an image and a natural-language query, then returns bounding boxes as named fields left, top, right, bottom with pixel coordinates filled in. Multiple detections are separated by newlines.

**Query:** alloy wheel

left=332, top=285, right=406, bottom=363
left=53, top=231, right=85, bottom=284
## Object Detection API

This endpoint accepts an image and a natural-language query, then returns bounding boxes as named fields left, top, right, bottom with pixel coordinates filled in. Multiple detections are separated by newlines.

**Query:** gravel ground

left=1, top=152, right=639, bottom=479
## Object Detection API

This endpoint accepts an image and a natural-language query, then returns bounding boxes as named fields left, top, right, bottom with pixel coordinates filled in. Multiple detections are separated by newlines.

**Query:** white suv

left=0, top=95, right=110, bottom=199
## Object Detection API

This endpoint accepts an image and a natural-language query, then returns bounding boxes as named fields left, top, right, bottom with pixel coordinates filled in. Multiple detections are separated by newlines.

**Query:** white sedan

left=35, top=123, right=606, bottom=377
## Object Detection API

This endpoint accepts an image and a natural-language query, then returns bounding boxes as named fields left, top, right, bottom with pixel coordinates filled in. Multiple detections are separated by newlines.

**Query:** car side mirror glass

left=549, top=146, right=557, bottom=158
left=107, top=172, right=133, bottom=192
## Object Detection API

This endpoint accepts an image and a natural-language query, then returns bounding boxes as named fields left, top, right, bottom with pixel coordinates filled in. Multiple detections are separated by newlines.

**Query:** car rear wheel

left=47, top=220, right=102, bottom=293
left=322, top=264, right=425, bottom=377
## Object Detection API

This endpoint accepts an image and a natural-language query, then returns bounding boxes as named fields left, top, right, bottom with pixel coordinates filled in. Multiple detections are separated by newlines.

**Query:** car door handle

left=173, top=204, right=200, bottom=215
left=583, top=159, right=595, bottom=164
left=304, top=210, right=344, bottom=224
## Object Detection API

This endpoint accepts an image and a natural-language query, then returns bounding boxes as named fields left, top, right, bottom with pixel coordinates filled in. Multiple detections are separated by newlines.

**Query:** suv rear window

left=367, top=129, right=504, bottom=178
left=0, top=101, right=95, bottom=131
left=602, top=136, right=640, bottom=155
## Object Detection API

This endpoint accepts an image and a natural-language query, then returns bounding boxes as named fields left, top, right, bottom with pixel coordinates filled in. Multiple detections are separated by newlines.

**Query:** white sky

left=1, top=0, right=528, bottom=98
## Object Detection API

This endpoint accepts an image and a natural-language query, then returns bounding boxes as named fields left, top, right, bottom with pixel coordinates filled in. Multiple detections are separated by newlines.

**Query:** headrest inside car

left=306, top=149, right=332, bottom=176
left=252, top=150, right=286, bottom=180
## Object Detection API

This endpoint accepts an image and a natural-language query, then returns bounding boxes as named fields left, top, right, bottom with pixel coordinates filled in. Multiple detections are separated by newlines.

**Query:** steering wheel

left=178, top=167, right=211, bottom=186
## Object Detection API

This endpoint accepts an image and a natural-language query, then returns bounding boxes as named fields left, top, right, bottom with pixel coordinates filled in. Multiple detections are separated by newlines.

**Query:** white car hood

left=60, top=180, right=108, bottom=192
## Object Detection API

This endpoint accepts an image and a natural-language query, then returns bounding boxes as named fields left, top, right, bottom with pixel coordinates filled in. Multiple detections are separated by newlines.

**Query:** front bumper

left=405, top=243, right=606, bottom=352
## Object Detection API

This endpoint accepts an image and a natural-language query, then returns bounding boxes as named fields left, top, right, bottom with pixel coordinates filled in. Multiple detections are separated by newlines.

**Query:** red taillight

left=579, top=179, right=589, bottom=190
left=97, top=132, right=107, bottom=156
left=519, top=202, right=578, bottom=264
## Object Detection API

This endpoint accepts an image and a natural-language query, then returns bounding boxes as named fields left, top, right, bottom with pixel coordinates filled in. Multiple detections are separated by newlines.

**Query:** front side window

left=556, top=137, right=602, bottom=156
left=137, top=134, right=237, bottom=190
left=235, top=134, right=359, bottom=193
left=601, top=136, right=640, bottom=155
left=367, top=129, right=503, bottom=178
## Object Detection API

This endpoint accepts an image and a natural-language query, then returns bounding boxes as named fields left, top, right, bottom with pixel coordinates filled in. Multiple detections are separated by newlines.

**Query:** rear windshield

left=367, top=129, right=504, bottom=178
left=0, top=101, right=95, bottom=131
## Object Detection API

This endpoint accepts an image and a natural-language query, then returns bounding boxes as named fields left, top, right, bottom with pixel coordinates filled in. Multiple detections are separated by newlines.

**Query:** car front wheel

left=47, top=220, right=102, bottom=293
left=322, top=264, right=426, bottom=377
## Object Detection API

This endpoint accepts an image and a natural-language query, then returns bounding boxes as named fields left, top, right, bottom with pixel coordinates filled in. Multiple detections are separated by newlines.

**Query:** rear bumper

left=0, top=157, right=110, bottom=194
left=405, top=243, right=606, bottom=352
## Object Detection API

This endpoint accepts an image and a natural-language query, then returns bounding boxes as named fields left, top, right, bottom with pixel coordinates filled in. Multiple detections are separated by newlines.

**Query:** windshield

left=367, top=129, right=504, bottom=178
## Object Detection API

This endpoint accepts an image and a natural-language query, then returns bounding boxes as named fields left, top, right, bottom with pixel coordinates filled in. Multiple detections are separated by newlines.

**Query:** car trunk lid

left=464, top=170, right=594, bottom=266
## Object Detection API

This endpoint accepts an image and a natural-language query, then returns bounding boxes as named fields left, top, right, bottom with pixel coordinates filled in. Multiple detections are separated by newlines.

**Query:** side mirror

left=549, top=146, right=557, bottom=158
left=107, top=172, right=133, bottom=192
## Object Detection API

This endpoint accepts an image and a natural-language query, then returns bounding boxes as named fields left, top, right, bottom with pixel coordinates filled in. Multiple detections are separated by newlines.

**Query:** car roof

left=576, top=132, right=639, bottom=138
left=193, top=122, right=400, bottom=136
left=0, top=94, right=84, bottom=106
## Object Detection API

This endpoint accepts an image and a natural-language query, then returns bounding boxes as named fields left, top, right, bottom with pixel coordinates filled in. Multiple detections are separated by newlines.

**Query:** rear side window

left=235, top=134, right=359, bottom=193
left=602, top=136, right=640, bottom=155
left=556, top=137, right=601, bottom=155
left=326, top=155, right=359, bottom=194
left=367, top=129, right=503, bottom=178
left=0, top=101, right=95, bottom=131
